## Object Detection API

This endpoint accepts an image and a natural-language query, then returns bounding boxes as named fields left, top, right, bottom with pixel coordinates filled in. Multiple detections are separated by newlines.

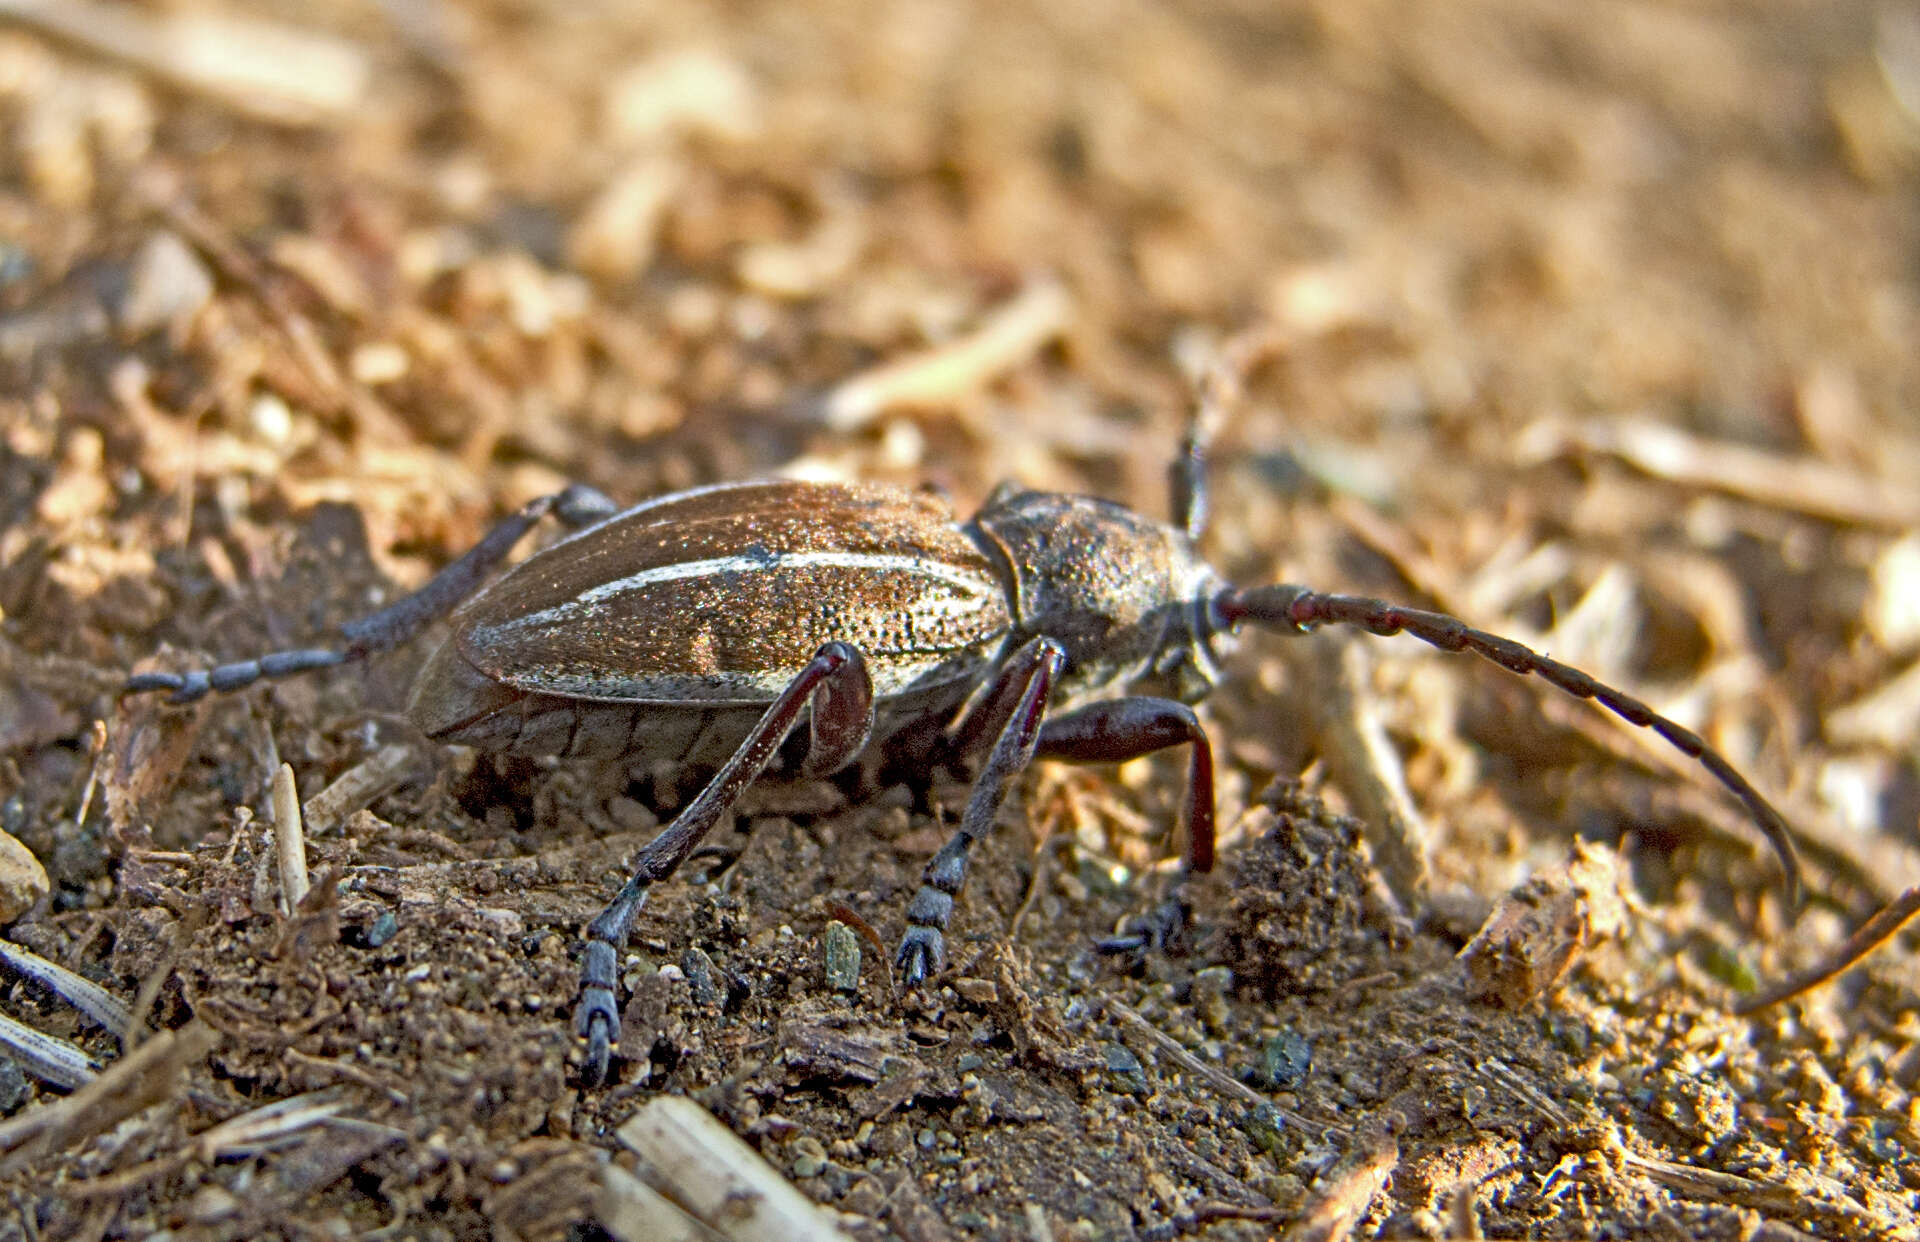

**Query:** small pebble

left=680, top=946, right=722, bottom=1005
left=0, top=1057, right=28, bottom=1112
left=1241, top=1102, right=1286, bottom=1154
left=1103, top=1041, right=1148, bottom=1094
left=186, top=1185, right=240, bottom=1224
left=789, top=1135, right=828, bottom=1179
left=0, top=830, right=49, bottom=924
left=115, top=231, right=213, bottom=337
left=1190, top=965, right=1234, bottom=1032
left=1255, top=1030, right=1312, bottom=1090
left=823, top=920, right=861, bottom=992
left=346, top=910, right=399, bottom=950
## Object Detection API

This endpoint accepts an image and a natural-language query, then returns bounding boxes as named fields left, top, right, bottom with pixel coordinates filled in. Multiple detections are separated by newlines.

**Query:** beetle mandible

left=126, top=390, right=1802, bottom=1087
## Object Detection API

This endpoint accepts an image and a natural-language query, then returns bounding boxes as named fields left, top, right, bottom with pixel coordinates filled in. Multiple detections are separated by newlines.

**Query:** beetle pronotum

left=126, top=385, right=1801, bottom=1086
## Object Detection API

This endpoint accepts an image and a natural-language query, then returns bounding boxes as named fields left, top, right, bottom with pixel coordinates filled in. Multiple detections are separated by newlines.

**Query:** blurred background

left=3, top=2, right=1920, bottom=1238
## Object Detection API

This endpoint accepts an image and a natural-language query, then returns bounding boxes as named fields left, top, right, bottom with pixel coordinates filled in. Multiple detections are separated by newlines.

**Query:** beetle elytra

left=127, top=429, right=1802, bottom=1086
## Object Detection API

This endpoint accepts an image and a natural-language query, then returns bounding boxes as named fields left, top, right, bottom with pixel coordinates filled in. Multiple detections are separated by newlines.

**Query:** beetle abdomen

left=409, top=632, right=978, bottom=765
left=408, top=636, right=775, bottom=761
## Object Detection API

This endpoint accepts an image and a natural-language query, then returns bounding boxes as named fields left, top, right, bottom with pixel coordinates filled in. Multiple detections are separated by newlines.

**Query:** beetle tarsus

left=896, top=926, right=945, bottom=985
left=573, top=876, right=649, bottom=1085
left=897, top=835, right=969, bottom=985
left=1097, top=893, right=1191, bottom=957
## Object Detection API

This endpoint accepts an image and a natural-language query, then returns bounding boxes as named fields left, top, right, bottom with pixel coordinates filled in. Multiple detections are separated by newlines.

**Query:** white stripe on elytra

left=489, top=550, right=996, bottom=636
left=540, top=479, right=771, bottom=553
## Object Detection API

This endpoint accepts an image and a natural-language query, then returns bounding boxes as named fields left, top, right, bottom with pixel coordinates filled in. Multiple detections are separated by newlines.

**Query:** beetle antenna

left=1215, top=582, right=1803, bottom=909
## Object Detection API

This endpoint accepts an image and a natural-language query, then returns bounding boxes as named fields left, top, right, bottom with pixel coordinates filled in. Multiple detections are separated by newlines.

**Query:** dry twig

left=1104, top=998, right=1337, bottom=1135
left=1520, top=415, right=1920, bottom=530
left=1290, top=633, right=1431, bottom=910
left=0, top=1022, right=216, bottom=1174
left=301, top=744, right=417, bottom=836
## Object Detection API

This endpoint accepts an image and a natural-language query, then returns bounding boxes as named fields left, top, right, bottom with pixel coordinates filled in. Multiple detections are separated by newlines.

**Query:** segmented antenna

left=1217, top=583, right=1803, bottom=908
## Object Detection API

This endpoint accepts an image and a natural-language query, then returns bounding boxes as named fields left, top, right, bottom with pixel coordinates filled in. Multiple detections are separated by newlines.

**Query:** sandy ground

left=1, top=2, right=1919, bottom=1239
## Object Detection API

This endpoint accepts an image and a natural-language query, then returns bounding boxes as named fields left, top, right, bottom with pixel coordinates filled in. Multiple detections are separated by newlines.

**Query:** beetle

left=125, top=435, right=1802, bottom=1086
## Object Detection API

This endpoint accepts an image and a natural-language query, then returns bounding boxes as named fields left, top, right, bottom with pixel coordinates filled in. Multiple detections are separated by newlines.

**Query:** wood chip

left=821, top=279, right=1071, bottom=430
left=1281, top=1113, right=1399, bottom=1242
left=0, top=0, right=370, bottom=127
left=615, top=1095, right=855, bottom=1242
left=301, top=744, right=417, bottom=835
left=1520, top=414, right=1920, bottom=530
left=599, top=1161, right=727, bottom=1242
left=1460, top=840, right=1625, bottom=1007
left=1827, top=657, right=1920, bottom=748
left=566, top=152, right=687, bottom=283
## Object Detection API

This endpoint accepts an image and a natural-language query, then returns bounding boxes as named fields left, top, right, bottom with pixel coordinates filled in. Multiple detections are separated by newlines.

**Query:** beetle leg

left=124, top=484, right=619, bottom=704
left=897, top=636, right=1066, bottom=986
left=1028, top=697, right=1216, bottom=956
left=575, top=641, right=872, bottom=1086
left=1035, top=698, right=1217, bottom=871
left=1171, top=327, right=1285, bottom=542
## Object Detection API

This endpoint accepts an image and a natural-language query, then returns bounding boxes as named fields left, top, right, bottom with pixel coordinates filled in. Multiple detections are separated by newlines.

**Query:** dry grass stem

left=0, top=1021, right=216, bottom=1174
left=0, top=1010, right=97, bottom=1089
left=0, top=937, right=131, bottom=1037
left=190, top=1087, right=358, bottom=1160
left=1522, top=415, right=1920, bottom=530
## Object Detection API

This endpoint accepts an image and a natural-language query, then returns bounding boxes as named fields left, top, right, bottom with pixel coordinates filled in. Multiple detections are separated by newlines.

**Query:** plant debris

left=0, top=2, right=1916, bottom=1239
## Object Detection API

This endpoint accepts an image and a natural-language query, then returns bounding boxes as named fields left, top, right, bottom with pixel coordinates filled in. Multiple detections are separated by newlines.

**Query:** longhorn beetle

left=126, top=378, right=1802, bottom=1087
